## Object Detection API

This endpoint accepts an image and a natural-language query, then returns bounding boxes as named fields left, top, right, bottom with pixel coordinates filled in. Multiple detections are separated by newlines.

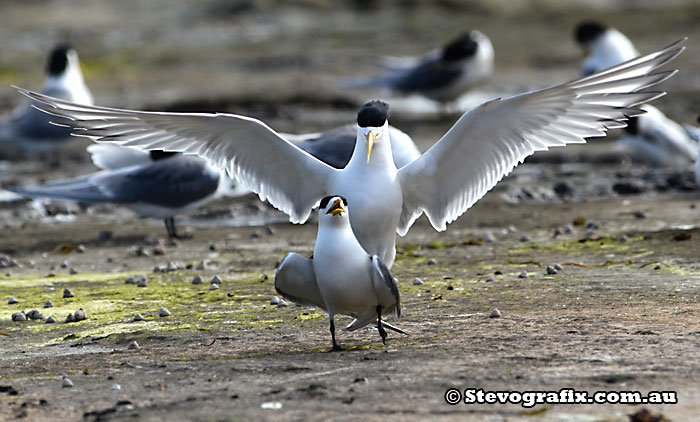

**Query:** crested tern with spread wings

left=275, top=195, right=403, bottom=351
left=17, top=39, right=684, bottom=267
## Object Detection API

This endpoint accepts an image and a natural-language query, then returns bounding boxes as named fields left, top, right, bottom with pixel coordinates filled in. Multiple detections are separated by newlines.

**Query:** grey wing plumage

left=370, top=255, right=401, bottom=318
left=274, top=252, right=326, bottom=310
left=0, top=88, right=74, bottom=145
left=390, top=57, right=462, bottom=93
left=290, top=126, right=356, bottom=169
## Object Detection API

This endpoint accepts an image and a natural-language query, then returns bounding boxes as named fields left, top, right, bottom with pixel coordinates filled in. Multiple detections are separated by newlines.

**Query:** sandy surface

left=1, top=1, right=700, bottom=421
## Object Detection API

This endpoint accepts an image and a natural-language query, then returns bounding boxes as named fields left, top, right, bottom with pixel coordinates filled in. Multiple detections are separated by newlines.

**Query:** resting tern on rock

left=17, top=38, right=685, bottom=268
left=275, top=195, right=403, bottom=351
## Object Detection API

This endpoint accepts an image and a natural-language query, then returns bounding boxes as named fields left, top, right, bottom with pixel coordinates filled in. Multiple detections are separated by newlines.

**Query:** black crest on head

left=442, top=32, right=479, bottom=61
left=150, top=150, right=179, bottom=161
left=625, top=116, right=640, bottom=135
left=357, top=100, right=389, bottom=128
left=575, top=21, right=607, bottom=44
left=319, top=195, right=348, bottom=210
left=46, top=44, right=71, bottom=76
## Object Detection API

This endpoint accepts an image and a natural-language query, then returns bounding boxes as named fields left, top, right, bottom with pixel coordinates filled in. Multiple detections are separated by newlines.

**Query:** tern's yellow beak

left=366, top=131, right=378, bottom=164
left=326, top=199, right=345, bottom=216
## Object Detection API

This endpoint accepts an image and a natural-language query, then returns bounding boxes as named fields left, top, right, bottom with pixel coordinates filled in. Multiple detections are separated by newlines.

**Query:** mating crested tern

left=17, top=39, right=684, bottom=267
left=345, top=30, right=494, bottom=103
left=575, top=22, right=697, bottom=166
left=0, top=44, right=93, bottom=151
left=283, top=124, right=420, bottom=169
left=275, top=195, right=402, bottom=350
left=9, top=144, right=221, bottom=238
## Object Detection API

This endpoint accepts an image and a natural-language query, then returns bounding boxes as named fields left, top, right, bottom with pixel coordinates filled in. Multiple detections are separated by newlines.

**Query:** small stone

left=489, top=309, right=502, bottom=318
left=192, top=275, right=203, bottom=285
left=483, top=231, right=496, bottom=243
left=270, top=296, right=280, bottom=305
left=137, top=277, right=148, bottom=287
left=166, top=262, right=177, bottom=272
left=111, top=384, right=121, bottom=390
left=518, top=272, right=529, bottom=279
left=210, top=275, right=222, bottom=285
left=265, top=226, right=276, bottom=235
left=68, top=268, right=78, bottom=275
left=426, top=259, right=437, bottom=265
left=106, top=256, right=114, bottom=263
left=65, top=313, right=75, bottom=323
left=125, top=276, right=136, bottom=284
left=7, top=296, right=18, bottom=304
left=26, top=310, right=44, bottom=320
left=195, top=261, right=206, bottom=271
left=412, top=278, right=424, bottom=285
left=98, top=230, right=113, bottom=241
left=152, top=245, right=165, bottom=255
left=277, top=299, right=288, bottom=308
left=546, top=265, right=558, bottom=275
left=563, top=224, right=573, bottom=234
left=153, top=265, right=163, bottom=273
left=585, top=220, right=599, bottom=230
left=572, top=217, right=586, bottom=226
left=133, top=314, right=144, bottom=322
left=485, top=276, right=495, bottom=282
left=63, top=288, right=74, bottom=298
left=249, top=231, right=260, bottom=238
left=76, top=244, right=85, bottom=253
left=633, top=210, right=647, bottom=219
left=553, top=264, right=564, bottom=271
left=209, top=284, right=219, bottom=291
left=260, top=402, right=282, bottom=410
left=585, top=228, right=595, bottom=237
left=159, top=307, right=171, bottom=317
left=128, top=340, right=140, bottom=350
left=209, top=244, right=217, bottom=251
left=552, top=227, right=563, bottom=238
left=11, top=312, right=26, bottom=322
left=61, top=376, right=74, bottom=388
left=45, top=316, right=56, bottom=323
left=74, top=309, right=87, bottom=321
left=519, top=235, right=530, bottom=242
left=60, top=261, right=69, bottom=269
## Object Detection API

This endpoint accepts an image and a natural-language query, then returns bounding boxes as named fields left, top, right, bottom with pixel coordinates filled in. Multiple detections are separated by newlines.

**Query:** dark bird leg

left=330, top=318, right=343, bottom=351
left=376, top=305, right=387, bottom=345
left=164, top=217, right=177, bottom=239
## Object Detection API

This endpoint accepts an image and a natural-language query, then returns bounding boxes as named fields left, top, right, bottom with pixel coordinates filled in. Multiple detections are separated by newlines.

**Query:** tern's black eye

left=319, top=196, right=334, bottom=210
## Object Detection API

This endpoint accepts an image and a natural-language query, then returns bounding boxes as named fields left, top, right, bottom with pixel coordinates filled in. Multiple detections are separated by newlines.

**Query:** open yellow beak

left=326, top=199, right=344, bottom=216
left=366, top=131, right=378, bottom=164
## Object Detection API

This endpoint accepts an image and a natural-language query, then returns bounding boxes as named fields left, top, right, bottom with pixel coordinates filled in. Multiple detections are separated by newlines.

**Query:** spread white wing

left=398, top=39, right=684, bottom=234
left=17, top=88, right=338, bottom=224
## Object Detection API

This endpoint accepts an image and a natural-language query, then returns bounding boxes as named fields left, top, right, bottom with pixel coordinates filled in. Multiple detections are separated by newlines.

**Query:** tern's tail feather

left=9, top=177, right=110, bottom=203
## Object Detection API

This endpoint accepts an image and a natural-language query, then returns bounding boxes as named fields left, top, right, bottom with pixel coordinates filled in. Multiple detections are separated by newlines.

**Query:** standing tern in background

left=9, top=144, right=222, bottom=239
left=0, top=44, right=93, bottom=152
left=18, top=39, right=684, bottom=267
left=275, top=195, right=403, bottom=351
left=343, top=30, right=494, bottom=104
left=575, top=22, right=696, bottom=166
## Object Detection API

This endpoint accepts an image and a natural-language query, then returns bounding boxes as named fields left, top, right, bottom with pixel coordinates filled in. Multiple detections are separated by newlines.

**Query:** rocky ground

left=1, top=1, right=700, bottom=421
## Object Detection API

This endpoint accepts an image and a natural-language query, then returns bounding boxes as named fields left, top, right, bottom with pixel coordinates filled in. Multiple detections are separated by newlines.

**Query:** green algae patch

left=508, top=236, right=643, bottom=255
left=0, top=269, right=294, bottom=350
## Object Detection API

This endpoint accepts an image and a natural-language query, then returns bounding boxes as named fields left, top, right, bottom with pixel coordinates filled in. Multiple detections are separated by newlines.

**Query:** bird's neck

left=348, top=130, right=396, bottom=172
left=43, top=58, right=91, bottom=103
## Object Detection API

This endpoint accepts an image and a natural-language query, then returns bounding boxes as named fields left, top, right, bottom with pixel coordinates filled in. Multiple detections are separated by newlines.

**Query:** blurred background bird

left=0, top=43, right=93, bottom=154
left=342, top=30, right=494, bottom=105
left=574, top=21, right=697, bottom=167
